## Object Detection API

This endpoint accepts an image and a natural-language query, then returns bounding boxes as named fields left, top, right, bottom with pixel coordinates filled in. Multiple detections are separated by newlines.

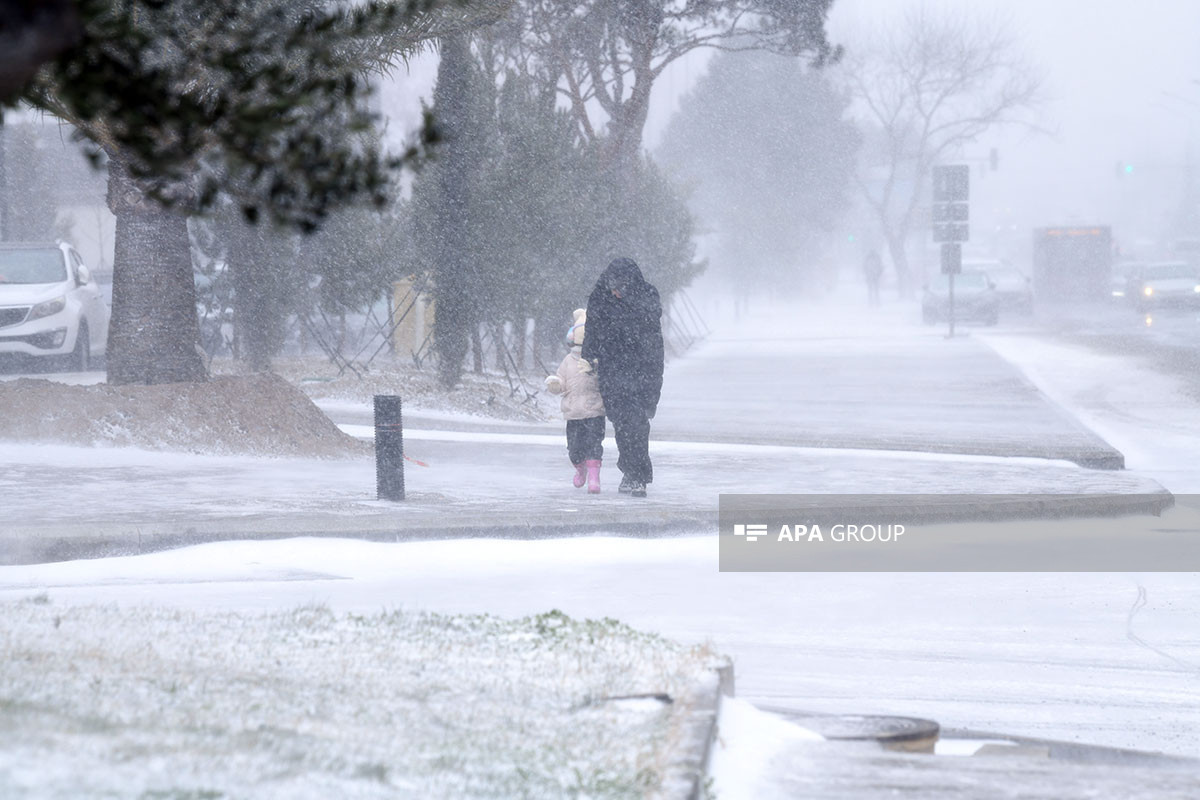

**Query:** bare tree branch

left=843, top=6, right=1044, bottom=295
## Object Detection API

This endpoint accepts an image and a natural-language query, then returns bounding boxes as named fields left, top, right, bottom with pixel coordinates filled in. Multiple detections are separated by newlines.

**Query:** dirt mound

left=0, top=374, right=368, bottom=458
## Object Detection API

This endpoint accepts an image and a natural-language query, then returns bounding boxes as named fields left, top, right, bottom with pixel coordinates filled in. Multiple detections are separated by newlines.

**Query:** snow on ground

left=0, top=433, right=1163, bottom=539
left=707, top=699, right=823, bottom=800
left=3, top=536, right=1198, bottom=760
left=983, top=332, right=1200, bottom=493
left=4, top=292, right=1200, bottom=795
left=0, top=369, right=105, bottom=386
left=0, top=597, right=717, bottom=799
left=264, top=355, right=552, bottom=423
left=0, top=373, right=364, bottom=457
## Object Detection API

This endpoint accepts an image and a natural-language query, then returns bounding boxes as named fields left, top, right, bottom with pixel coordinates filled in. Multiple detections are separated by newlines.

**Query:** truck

left=1031, top=226, right=1112, bottom=303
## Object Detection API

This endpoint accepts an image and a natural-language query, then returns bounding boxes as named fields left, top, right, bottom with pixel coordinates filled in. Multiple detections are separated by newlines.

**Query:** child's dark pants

left=567, top=416, right=605, bottom=463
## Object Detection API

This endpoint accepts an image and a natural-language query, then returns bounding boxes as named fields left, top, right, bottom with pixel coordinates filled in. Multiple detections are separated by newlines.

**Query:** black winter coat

left=581, top=258, right=665, bottom=412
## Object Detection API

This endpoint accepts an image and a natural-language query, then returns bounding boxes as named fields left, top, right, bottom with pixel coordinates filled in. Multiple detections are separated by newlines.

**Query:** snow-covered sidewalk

left=0, top=433, right=1165, bottom=564
left=1, top=294, right=1177, bottom=562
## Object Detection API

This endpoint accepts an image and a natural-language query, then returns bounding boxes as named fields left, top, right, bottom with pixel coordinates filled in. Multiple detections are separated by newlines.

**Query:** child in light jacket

left=545, top=309, right=606, bottom=493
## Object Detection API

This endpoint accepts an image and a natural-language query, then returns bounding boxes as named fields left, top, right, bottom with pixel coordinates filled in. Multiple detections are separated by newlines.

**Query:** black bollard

left=374, top=395, right=405, bottom=501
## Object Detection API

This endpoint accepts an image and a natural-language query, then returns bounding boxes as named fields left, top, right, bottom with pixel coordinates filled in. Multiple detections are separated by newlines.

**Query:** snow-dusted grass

left=0, top=600, right=718, bottom=799
left=260, top=355, right=554, bottom=424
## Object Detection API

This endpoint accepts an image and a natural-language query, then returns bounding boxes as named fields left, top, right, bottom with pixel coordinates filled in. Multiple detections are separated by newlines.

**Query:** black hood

left=599, top=258, right=645, bottom=295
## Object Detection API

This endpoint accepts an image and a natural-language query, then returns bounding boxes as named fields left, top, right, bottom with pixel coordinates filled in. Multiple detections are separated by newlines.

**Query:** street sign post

left=941, top=243, right=962, bottom=275
left=941, top=244, right=961, bottom=339
left=932, top=165, right=970, bottom=244
left=932, top=166, right=970, bottom=337
left=933, top=165, right=970, bottom=203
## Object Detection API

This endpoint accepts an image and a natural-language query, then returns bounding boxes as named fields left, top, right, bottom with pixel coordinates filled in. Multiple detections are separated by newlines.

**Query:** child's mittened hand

left=578, top=358, right=593, bottom=374
left=544, top=375, right=563, bottom=393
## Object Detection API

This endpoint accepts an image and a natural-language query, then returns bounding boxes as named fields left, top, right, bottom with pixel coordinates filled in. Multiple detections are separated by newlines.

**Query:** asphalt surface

left=1042, top=299, right=1200, bottom=367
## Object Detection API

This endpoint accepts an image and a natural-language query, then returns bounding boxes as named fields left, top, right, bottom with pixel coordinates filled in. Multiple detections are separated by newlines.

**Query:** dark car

left=922, top=271, right=999, bottom=326
left=964, top=260, right=1032, bottom=314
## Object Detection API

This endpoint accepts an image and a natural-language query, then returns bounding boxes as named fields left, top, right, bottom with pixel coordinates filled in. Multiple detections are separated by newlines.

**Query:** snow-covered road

left=984, top=331, right=1200, bottom=493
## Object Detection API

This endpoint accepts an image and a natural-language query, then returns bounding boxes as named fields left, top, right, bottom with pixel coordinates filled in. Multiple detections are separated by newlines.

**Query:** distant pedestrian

left=863, top=250, right=884, bottom=307
left=581, top=258, right=664, bottom=498
left=545, top=309, right=606, bottom=493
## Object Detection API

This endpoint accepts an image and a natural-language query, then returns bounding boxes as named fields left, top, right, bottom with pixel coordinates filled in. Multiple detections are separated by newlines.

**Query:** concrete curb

left=0, top=510, right=714, bottom=565
left=940, top=728, right=1200, bottom=769
left=735, top=491, right=1176, bottom=527
left=0, top=491, right=1175, bottom=565
left=658, top=660, right=734, bottom=800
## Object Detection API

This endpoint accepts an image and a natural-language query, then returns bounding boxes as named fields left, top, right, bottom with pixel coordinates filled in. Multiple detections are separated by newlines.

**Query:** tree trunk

left=0, top=120, right=8, bottom=240
left=431, top=33, right=478, bottom=389
left=514, top=315, right=527, bottom=370
left=493, top=321, right=506, bottom=371
left=470, top=324, right=483, bottom=374
left=105, top=153, right=206, bottom=385
left=610, top=74, right=653, bottom=174
left=885, top=230, right=913, bottom=299
left=233, top=259, right=270, bottom=372
left=231, top=235, right=283, bottom=373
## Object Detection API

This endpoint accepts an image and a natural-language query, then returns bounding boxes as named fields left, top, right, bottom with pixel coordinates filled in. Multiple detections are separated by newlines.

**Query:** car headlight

left=29, top=296, right=66, bottom=320
left=1193, top=285, right=1200, bottom=293
left=1143, top=286, right=1154, bottom=297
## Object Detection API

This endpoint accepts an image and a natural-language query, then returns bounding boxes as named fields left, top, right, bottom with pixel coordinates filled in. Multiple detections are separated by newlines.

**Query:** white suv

left=0, top=242, right=110, bottom=371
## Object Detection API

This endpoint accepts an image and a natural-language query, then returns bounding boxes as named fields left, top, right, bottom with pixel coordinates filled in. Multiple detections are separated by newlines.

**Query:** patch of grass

left=0, top=602, right=717, bottom=799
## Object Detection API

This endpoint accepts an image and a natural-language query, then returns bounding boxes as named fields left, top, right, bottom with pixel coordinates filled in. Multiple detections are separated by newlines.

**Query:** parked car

left=0, top=242, right=109, bottom=371
left=922, top=271, right=999, bottom=326
left=1125, top=262, right=1200, bottom=311
left=963, top=259, right=1033, bottom=314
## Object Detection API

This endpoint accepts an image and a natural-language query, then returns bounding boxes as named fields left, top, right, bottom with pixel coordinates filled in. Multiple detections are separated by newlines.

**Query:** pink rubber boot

left=573, top=462, right=587, bottom=488
left=585, top=459, right=602, bottom=494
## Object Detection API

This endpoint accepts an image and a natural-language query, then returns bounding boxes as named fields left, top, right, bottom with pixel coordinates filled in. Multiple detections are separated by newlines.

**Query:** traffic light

left=1116, top=161, right=1134, bottom=177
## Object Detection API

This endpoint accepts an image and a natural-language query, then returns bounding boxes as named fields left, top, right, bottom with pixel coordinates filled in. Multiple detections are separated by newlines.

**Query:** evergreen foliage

left=658, top=50, right=859, bottom=293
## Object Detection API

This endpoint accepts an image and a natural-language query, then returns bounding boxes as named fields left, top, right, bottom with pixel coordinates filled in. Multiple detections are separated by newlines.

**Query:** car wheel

left=69, top=322, right=90, bottom=372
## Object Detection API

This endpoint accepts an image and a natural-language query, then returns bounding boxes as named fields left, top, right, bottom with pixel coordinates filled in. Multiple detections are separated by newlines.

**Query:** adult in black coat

left=581, top=258, right=664, bottom=496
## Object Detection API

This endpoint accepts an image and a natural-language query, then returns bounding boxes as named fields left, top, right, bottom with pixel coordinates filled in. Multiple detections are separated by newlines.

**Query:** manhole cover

left=767, top=710, right=940, bottom=752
